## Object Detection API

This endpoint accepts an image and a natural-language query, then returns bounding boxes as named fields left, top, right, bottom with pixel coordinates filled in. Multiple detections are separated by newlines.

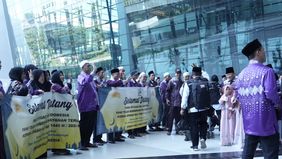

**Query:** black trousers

left=162, top=102, right=170, bottom=128
left=167, top=106, right=181, bottom=132
left=79, top=110, right=97, bottom=146
left=242, top=133, right=279, bottom=159
left=93, top=113, right=102, bottom=143
left=189, top=111, right=208, bottom=147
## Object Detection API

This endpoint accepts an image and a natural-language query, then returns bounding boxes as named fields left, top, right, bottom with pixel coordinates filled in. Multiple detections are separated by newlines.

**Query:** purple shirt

left=235, top=62, right=282, bottom=136
left=166, top=77, right=183, bottom=107
left=159, top=80, right=169, bottom=102
left=106, top=79, right=124, bottom=87
left=77, top=72, right=99, bottom=112
left=51, top=84, right=70, bottom=94
left=127, top=79, right=141, bottom=87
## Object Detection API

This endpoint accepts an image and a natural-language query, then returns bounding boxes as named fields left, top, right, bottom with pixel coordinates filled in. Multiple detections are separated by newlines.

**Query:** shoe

left=79, top=146, right=89, bottom=151
left=190, top=146, right=199, bottom=151
left=148, top=126, right=154, bottom=131
left=86, top=143, right=98, bottom=148
left=52, top=149, right=71, bottom=155
left=184, top=137, right=189, bottom=141
left=115, top=138, right=125, bottom=142
left=200, top=139, right=207, bottom=149
left=96, top=139, right=107, bottom=144
left=134, top=133, right=142, bottom=137
left=167, top=132, right=171, bottom=135
left=120, top=135, right=126, bottom=139
left=128, top=135, right=135, bottom=139
left=108, top=140, right=115, bottom=144
left=210, top=126, right=215, bottom=132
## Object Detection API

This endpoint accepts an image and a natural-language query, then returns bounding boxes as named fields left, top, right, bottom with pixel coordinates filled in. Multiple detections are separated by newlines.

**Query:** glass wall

left=4, top=0, right=282, bottom=79
left=126, top=0, right=282, bottom=77
left=5, top=0, right=123, bottom=77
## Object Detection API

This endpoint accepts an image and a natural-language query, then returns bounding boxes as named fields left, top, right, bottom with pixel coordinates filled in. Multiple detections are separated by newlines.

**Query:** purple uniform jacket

left=166, top=78, right=183, bottom=107
left=106, top=79, right=124, bottom=87
left=159, top=80, right=169, bottom=103
left=127, top=79, right=141, bottom=87
left=77, top=72, right=99, bottom=113
left=51, top=84, right=70, bottom=94
left=235, top=62, right=282, bottom=136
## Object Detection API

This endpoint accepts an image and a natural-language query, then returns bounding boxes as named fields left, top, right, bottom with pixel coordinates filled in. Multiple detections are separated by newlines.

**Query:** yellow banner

left=3, top=93, right=80, bottom=159
left=99, top=87, right=159, bottom=131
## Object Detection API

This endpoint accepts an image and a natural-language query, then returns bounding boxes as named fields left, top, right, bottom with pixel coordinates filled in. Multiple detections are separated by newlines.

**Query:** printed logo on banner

left=1, top=93, right=80, bottom=159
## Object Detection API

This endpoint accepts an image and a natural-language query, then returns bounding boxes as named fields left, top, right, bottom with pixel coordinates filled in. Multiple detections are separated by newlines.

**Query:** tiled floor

left=47, top=130, right=282, bottom=159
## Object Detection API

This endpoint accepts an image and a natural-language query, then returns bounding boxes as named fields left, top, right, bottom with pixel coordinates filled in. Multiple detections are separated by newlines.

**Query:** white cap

left=163, top=72, right=170, bottom=78
left=139, top=72, right=146, bottom=77
left=118, top=66, right=124, bottom=70
left=183, top=72, right=189, bottom=78
left=79, top=60, right=90, bottom=68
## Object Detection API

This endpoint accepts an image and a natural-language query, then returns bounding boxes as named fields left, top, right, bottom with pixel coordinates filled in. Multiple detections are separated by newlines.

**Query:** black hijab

left=9, top=67, right=24, bottom=83
left=31, top=69, right=51, bottom=92
left=51, top=71, right=64, bottom=87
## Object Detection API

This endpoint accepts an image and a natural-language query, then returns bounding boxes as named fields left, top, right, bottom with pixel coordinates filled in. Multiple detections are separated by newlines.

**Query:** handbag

left=176, top=114, right=190, bottom=131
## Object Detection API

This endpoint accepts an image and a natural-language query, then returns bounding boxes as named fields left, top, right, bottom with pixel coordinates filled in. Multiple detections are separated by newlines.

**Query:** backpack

left=209, top=82, right=221, bottom=105
left=188, top=77, right=211, bottom=110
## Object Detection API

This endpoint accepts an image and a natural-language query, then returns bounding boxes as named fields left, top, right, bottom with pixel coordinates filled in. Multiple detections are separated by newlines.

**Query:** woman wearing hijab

left=8, top=67, right=28, bottom=96
left=50, top=70, right=72, bottom=155
left=51, top=70, right=70, bottom=94
left=29, top=69, right=51, bottom=95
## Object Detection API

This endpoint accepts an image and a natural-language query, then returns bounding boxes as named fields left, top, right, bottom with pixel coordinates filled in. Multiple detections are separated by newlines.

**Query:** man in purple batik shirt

left=235, top=39, right=282, bottom=159
left=77, top=60, right=99, bottom=150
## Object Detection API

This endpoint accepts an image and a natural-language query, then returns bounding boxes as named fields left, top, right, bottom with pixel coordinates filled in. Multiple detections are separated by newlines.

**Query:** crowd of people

left=0, top=39, right=282, bottom=159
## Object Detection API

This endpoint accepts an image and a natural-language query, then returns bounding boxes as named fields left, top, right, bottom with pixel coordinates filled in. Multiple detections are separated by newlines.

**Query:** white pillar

left=0, top=1, right=15, bottom=90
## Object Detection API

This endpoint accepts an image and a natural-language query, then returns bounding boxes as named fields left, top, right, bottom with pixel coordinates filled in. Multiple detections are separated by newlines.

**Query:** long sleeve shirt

left=235, top=60, right=282, bottom=136
left=51, top=83, right=70, bottom=94
left=106, top=79, right=124, bottom=87
left=127, top=79, right=141, bottom=87
left=166, top=77, right=183, bottom=107
left=77, top=72, right=99, bottom=113
left=180, top=79, right=210, bottom=113
left=159, top=80, right=169, bottom=103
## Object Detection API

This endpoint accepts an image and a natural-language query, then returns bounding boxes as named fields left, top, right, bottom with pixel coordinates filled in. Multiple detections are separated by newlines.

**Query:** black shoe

left=120, top=135, right=126, bottom=139
left=86, top=143, right=98, bottom=148
left=184, top=137, right=189, bottom=141
left=128, top=134, right=135, bottom=139
left=167, top=132, right=171, bottom=135
left=79, top=146, right=89, bottom=151
left=108, top=140, right=115, bottom=144
left=96, top=139, right=107, bottom=145
left=115, top=138, right=125, bottom=142
left=134, top=133, right=142, bottom=137
left=52, top=149, right=71, bottom=155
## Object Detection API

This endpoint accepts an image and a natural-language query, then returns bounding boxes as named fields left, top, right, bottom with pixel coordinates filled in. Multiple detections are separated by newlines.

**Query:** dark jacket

left=9, top=67, right=28, bottom=96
